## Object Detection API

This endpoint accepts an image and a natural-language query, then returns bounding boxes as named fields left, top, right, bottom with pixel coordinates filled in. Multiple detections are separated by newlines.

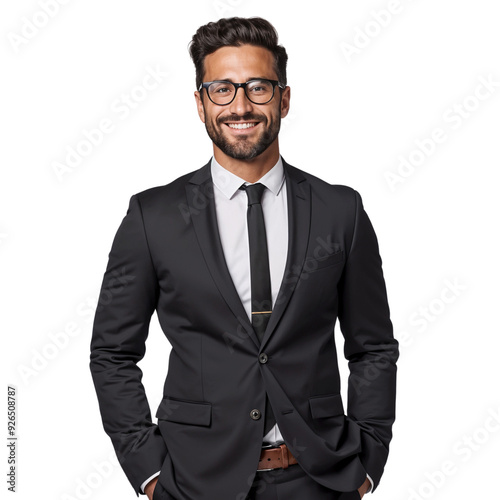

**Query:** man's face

left=194, top=44, right=290, bottom=161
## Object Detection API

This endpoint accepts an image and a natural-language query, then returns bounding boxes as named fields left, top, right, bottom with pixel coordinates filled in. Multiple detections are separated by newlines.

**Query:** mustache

left=218, top=114, right=265, bottom=124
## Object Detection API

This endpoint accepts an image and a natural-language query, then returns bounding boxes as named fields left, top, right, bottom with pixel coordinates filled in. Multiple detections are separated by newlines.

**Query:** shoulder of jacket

left=284, top=160, right=360, bottom=201
left=131, top=166, right=202, bottom=207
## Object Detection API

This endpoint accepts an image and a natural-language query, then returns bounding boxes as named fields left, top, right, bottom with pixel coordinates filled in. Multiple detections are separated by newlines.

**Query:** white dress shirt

left=141, top=155, right=372, bottom=493
left=210, top=154, right=289, bottom=446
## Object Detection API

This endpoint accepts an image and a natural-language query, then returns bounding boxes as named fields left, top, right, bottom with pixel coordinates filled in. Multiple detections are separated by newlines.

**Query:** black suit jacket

left=89, top=158, right=399, bottom=499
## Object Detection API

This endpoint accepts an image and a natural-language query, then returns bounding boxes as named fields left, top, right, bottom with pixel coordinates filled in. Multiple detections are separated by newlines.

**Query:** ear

left=280, top=86, right=291, bottom=119
left=194, top=90, right=206, bottom=123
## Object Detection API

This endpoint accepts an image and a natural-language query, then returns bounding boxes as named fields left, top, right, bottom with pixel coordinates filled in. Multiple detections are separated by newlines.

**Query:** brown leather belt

left=257, top=443, right=298, bottom=471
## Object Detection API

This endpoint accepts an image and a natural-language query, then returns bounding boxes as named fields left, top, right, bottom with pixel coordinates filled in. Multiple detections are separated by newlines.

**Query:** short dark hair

left=188, top=17, right=288, bottom=90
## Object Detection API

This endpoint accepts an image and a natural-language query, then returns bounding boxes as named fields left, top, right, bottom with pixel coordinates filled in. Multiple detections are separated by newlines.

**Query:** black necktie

left=240, top=182, right=276, bottom=435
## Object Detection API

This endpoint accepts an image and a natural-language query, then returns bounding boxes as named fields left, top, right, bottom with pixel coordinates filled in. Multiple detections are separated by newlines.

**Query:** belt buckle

left=257, top=444, right=278, bottom=472
left=257, top=443, right=288, bottom=472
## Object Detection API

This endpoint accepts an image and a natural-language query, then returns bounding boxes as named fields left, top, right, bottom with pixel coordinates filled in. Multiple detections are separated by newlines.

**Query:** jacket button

left=259, top=353, right=268, bottom=364
left=250, top=409, right=261, bottom=420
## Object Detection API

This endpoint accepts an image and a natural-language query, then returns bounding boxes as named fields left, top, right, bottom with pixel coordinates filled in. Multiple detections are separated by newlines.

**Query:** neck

left=213, top=140, right=280, bottom=183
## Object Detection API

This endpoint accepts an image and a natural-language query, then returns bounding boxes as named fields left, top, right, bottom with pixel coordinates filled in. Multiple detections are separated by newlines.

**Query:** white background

left=2, top=1, right=499, bottom=499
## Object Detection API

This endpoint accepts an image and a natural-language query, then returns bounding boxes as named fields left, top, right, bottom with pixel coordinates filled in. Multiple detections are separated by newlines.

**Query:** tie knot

left=240, top=182, right=266, bottom=206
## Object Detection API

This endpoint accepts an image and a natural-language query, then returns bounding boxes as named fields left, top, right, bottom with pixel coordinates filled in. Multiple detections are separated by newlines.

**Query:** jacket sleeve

left=337, top=190, right=399, bottom=491
left=89, top=194, right=167, bottom=496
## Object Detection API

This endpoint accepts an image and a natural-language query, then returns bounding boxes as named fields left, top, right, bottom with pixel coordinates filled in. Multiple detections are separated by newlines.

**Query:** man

left=89, top=17, right=398, bottom=500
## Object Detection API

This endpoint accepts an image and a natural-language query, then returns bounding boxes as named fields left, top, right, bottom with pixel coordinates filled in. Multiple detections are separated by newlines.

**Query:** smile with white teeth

left=226, top=122, right=257, bottom=129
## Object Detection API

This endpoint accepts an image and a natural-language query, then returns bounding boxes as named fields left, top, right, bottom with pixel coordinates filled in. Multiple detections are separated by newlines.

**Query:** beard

left=203, top=108, right=281, bottom=161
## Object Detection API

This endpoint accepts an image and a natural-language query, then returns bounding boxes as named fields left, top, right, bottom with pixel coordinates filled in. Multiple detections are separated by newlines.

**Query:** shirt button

left=259, top=353, right=268, bottom=364
left=250, top=409, right=261, bottom=420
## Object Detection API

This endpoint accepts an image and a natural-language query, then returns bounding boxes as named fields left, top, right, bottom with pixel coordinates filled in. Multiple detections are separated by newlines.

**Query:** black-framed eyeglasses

left=198, top=79, right=285, bottom=106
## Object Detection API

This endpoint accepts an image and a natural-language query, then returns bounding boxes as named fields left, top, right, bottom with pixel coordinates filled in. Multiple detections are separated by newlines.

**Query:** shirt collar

left=210, top=155, right=285, bottom=200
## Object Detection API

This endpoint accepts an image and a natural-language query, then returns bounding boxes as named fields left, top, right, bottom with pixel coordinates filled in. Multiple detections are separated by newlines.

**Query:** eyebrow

left=213, top=77, right=272, bottom=82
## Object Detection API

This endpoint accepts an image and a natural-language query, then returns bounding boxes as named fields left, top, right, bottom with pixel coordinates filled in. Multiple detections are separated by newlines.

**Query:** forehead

left=203, top=44, right=276, bottom=81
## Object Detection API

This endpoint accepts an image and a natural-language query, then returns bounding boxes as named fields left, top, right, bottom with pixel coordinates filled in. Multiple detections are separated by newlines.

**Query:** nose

left=228, top=85, right=253, bottom=115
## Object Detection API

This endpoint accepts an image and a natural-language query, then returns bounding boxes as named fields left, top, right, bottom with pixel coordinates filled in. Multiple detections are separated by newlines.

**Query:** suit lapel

left=185, top=158, right=311, bottom=351
left=185, top=160, right=260, bottom=348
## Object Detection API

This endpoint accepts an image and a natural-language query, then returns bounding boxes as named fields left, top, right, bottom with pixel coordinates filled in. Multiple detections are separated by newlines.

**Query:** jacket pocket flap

left=309, top=393, right=344, bottom=419
left=156, top=397, right=212, bottom=426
